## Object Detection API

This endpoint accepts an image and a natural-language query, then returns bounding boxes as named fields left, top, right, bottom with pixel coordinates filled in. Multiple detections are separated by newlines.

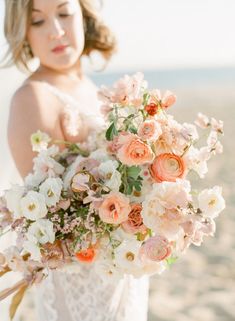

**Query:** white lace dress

left=34, top=82, right=150, bottom=321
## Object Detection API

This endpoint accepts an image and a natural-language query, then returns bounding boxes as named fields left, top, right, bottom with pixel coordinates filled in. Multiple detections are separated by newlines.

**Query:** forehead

left=32, top=0, right=78, bottom=10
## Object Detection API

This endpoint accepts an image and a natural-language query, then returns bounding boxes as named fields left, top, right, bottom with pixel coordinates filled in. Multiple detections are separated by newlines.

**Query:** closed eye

left=31, top=20, right=44, bottom=26
left=59, top=13, right=72, bottom=18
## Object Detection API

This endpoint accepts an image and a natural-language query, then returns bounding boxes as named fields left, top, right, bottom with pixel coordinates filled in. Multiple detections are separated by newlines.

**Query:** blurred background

left=0, top=0, right=235, bottom=320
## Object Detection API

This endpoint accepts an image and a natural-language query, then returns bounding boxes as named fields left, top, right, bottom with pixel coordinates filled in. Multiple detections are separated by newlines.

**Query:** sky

left=0, top=0, right=235, bottom=72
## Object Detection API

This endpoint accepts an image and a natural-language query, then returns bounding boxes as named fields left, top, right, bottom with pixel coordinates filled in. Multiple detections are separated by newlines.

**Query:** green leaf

left=127, top=166, right=141, bottom=180
left=129, top=126, right=138, bottom=134
left=166, top=256, right=178, bottom=267
left=105, top=122, right=118, bottom=141
left=143, top=93, right=150, bottom=106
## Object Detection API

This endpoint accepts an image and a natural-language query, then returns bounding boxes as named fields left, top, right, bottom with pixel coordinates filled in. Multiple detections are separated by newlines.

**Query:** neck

left=37, top=61, right=83, bottom=82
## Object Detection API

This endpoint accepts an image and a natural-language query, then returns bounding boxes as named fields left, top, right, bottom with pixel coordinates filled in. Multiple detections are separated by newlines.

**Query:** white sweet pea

left=20, top=191, right=47, bottom=220
left=30, top=130, right=51, bottom=152
left=98, top=160, right=119, bottom=177
left=105, top=171, right=122, bottom=191
left=198, top=186, right=225, bottom=218
left=39, top=177, right=63, bottom=206
left=62, top=155, right=85, bottom=189
left=5, top=185, right=25, bottom=219
left=26, top=219, right=55, bottom=244
left=24, top=172, right=45, bottom=188
left=33, top=149, right=65, bottom=181
left=89, top=149, right=109, bottom=162
left=23, top=240, right=41, bottom=261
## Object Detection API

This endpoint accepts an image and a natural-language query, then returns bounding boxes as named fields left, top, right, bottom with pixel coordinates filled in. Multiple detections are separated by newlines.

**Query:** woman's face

left=27, top=0, right=85, bottom=71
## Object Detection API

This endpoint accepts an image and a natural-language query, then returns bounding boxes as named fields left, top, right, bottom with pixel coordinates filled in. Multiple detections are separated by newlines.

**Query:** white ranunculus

left=20, top=191, right=47, bottom=220
left=114, top=240, right=142, bottom=272
left=5, top=185, right=25, bottom=219
left=198, top=186, right=225, bottom=218
left=39, top=177, right=63, bottom=206
left=23, top=240, right=42, bottom=261
left=26, top=219, right=55, bottom=245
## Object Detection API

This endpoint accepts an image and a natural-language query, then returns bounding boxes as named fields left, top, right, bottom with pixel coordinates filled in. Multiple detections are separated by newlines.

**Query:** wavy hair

left=2, top=0, right=117, bottom=72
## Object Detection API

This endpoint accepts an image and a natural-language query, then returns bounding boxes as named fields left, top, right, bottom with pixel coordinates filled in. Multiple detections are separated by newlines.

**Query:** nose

left=49, top=19, right=65, bottom=40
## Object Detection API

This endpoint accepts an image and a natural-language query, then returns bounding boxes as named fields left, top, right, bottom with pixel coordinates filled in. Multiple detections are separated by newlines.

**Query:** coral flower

left=75, top=247, right=96, bottom=263
left=150, top=153, right=186, bottom=182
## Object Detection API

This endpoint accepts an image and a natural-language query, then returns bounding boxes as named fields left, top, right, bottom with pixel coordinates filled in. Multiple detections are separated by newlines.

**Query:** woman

left=2, top=1, right=149, bottom=320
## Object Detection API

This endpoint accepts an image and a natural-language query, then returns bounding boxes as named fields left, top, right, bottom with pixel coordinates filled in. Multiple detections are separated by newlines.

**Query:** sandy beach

left=0, top=74, right=234, bottom=321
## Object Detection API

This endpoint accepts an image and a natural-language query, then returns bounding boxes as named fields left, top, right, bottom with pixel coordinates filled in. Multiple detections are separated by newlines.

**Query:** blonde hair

left=2, top=0, right=117, bottom=72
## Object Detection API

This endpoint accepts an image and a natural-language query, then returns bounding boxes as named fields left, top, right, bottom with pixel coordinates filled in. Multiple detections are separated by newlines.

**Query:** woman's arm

left=7, top=82, right=65, bottom=178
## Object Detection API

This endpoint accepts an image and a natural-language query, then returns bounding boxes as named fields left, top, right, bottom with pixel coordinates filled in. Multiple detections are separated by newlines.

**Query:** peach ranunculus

left=138, top=120, right=162, bottom=142
left=98, top=192, right=131, bottom=224
left=121, top=203, right=147, bottom=234
left=139, top=235, right=172, bottom=262
left=117, top=133, right=154, bottom=166
left=150, top=153, right=186, bottom=182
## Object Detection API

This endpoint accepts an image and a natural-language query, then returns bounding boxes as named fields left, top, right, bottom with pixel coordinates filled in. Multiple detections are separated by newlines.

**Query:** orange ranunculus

left=117, top=134, right=154, bottom=166
left=121, top=203, right=147, bottom=234
left=98, top=192, right=131, bottom=224
left=75, top=247, right=96, bottom=263
left=150, top=153, right=186, bottom=182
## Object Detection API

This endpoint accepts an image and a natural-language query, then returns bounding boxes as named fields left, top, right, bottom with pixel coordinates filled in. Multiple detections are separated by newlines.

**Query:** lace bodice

left=34, top=82, right=150, bottom=321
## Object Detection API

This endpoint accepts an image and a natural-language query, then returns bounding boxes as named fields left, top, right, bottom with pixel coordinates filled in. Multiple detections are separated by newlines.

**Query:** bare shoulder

left=8, top=81, right=65, bottom=178
left=11, top=81, right=60, bottom=116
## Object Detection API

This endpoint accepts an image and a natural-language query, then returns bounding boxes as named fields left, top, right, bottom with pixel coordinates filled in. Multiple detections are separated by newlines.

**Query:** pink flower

left=194, top=113, right=210, bottom=129
left=98, top=72, right=146, bottom=107
left=139, top=235, right=172, bottom=262
left=117, top=133, right=154, bottom=166
left=150, top=89, right=176, bottom=109
left=121, top=203, right=147, bottom=234
left=138, top=120, right=162, bottom=141
left=71, top=173, right=90, bottom=192
left=150, top=153, right=186, bottom=182
left=98, top=192, right=131, bottom=224
left=211, top=118, right=223, bottom=134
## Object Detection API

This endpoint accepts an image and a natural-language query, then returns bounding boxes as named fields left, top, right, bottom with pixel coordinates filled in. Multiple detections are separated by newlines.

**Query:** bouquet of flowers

left=0, top=73, right=225, bottom=318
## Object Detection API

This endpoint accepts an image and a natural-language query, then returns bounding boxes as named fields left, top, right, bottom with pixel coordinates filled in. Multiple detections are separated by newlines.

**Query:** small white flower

left=211, top=118, right=223, bottom=133
left=194, top=113, right=210, bottom=129
left=23, top=240, right=41, bottom=261
left=98, top=160, right=119, bottom=177
left=90, top=149, right=110, bottom=162
left=24, top=172, right=44, bottom=188
left=5, top=185, right=25, bottom=219
left=26, top=219, right=55, bottom=244
left=198, top=186, right=225, bottom=218
left=20, top=191, right=47, bottom=220
left=39, top=177, right=63, bottom=207
left=114, top=240, right=142, bottom=272
left=30, top=130, right=51, bottom=152
left=105, top=171, right=122, bottom=191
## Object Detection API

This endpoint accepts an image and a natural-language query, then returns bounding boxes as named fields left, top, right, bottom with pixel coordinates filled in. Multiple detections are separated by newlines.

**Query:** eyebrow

left=32, top=1, right=69, bottom=12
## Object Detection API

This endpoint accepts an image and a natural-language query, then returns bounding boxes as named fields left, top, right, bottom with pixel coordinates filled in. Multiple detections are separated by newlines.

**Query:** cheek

left=27, top=29, right=48, bottom=55
left=68, top=15, right=85, bottom=48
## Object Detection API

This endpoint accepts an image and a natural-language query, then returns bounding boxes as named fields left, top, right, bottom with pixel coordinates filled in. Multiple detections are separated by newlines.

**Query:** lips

left=52, top=45, right=69, bottom=53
